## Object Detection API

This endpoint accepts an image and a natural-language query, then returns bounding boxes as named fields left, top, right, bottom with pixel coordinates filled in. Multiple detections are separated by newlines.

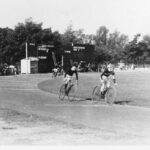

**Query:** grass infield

left=38, top=72, right=150, bottom=108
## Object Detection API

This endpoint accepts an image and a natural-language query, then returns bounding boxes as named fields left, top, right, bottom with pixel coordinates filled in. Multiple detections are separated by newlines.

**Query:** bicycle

left=52, top=68, right=58, bottom=78
left=52, top=67, right=64, bottom=78
left=92, top=79, right=117, bottom=104
left=59, top=80, right=77, bottom=101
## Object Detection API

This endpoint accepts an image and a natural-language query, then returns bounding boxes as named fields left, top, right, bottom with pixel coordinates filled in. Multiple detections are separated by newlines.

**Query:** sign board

left=37, top=44, right=54, bottom=60
left=73, top=46, right=85, bottom=52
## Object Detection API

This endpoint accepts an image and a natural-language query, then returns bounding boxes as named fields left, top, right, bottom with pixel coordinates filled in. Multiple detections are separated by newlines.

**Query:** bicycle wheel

left=59, top=84, right=66, bottom=100
left=68, top=84, right=76, bottom=101
left=92, top=86, right=101, bottom=101
left=105, top=86, right=116, bottom=104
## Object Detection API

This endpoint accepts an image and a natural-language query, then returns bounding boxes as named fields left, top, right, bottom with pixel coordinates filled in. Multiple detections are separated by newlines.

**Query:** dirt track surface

left=0, top=73, right=150, bottom=145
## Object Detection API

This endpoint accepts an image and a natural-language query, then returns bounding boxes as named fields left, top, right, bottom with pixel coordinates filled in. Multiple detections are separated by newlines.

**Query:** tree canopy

left=0, top=19, right=150, bottom=66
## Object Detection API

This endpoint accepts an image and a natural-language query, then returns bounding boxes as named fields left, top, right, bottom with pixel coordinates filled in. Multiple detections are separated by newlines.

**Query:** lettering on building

left=73, top=46, right=85, bottom=52
left=64, top=50, right=71, bottom=53
left=38, top=56, right=47, bottom=59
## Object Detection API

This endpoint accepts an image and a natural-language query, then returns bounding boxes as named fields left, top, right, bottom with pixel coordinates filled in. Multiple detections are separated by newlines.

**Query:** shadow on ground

left=114, top=100, right=132, bottom=105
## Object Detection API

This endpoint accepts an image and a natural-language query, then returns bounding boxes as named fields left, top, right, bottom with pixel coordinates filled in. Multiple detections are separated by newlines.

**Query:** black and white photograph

left=0, top=0, right=150, bottom=147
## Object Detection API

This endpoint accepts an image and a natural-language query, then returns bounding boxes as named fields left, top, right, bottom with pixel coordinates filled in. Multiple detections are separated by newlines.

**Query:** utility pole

left=25, top=41, right=29, bottom=73
left=62, top=55, right=64, bottom=67
left=26, top=42, right=28, bottom=59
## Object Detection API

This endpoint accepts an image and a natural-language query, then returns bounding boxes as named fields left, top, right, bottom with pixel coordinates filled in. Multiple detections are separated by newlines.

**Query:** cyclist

left=64, top=63, right=78, bottom=95
left=52, top=65, right=59, bottom=77
left=100, top=63, right=117, bottom=98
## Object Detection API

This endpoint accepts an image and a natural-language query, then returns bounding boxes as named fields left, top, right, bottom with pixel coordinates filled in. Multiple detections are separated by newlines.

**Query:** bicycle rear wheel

left=59, top=84, right=66, bottom=100
left=92, top=86, right=101, bottom=101
left=105, top=86, right=116, bottom=104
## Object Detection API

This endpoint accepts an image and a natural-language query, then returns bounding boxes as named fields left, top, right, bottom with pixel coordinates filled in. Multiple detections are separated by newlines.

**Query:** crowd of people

left=0, top=64, right=18, bottom=76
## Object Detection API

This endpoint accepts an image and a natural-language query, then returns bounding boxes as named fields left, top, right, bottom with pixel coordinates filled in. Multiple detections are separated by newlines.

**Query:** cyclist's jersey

left=65, top=68, right=78, bottom=80
left=101, top=68, right=115, bottom=79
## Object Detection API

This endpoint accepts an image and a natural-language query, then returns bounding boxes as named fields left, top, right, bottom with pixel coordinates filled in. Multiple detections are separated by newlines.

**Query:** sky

left=0, top=0, right=150, bottom=39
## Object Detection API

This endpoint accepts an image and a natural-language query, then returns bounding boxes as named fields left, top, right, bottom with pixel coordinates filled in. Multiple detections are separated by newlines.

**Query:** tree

left=107, top=31, right=129, bottom=63
left=73, top=29, right=84, bottom=44
left=61, top=24, right=93, bottom=45
left=0, top=27, right=16, bottom=64
left=95, top=26, right=109, bottom=46
left=94, top=26, right=110, bottom=63
left=13, top=18, right=43, bottom=62
left=41, top=28, right=53, bottom=44
left=61, top=24, right=76, bottom=45
left=124, top=34, right=150, bottom=65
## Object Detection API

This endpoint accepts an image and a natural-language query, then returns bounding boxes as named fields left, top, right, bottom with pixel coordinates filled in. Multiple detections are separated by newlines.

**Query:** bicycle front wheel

left=59, top=84, right=66, bottom=100
left=105, top=86, right=116, bottom=104
left=92, top=86, right=101, bottom=101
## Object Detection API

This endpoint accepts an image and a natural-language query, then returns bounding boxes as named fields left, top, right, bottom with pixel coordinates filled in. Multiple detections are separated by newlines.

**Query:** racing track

left=0, top=74, right=150, bottom=144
